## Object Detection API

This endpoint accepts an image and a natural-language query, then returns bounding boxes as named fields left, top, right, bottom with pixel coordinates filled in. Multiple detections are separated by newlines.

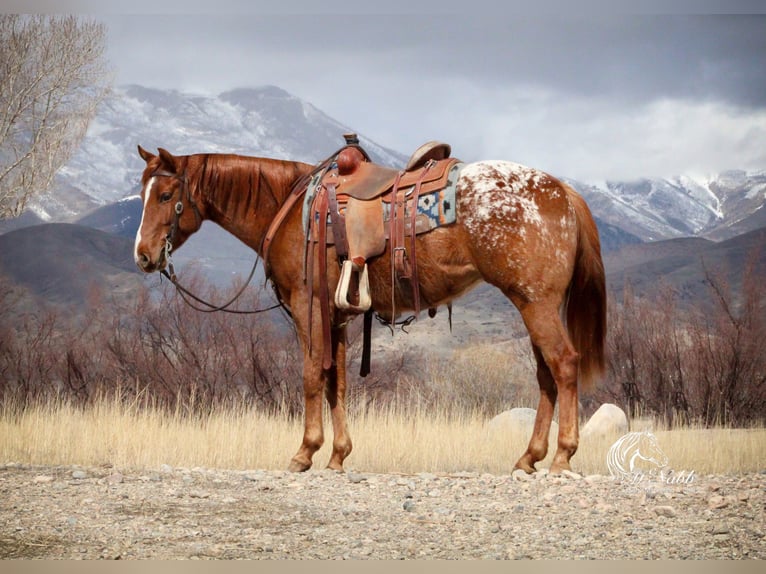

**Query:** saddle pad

left=303, top=161, right=463, bottom=240
left=381, top=161, right=462, bottom=230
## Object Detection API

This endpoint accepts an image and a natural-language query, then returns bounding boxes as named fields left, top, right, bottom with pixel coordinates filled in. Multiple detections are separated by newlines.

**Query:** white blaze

left=133, top=176, right=156, bottom=264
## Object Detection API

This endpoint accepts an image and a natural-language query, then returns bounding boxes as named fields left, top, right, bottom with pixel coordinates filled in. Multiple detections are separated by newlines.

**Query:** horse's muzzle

left=135, top=250, right=166, bottom=273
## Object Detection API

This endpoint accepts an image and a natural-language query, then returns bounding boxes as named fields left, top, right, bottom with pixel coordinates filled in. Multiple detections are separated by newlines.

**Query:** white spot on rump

left=457, top=161, right=551, bottom=245
left=134, top=176, right=156, bottom=263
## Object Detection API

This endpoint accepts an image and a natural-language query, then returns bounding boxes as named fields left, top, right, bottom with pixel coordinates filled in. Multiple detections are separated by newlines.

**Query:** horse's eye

left=159, top=192, right=173, bottom=203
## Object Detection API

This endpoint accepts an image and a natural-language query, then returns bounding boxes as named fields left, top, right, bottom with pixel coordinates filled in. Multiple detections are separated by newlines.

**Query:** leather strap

left=407, top=160, right=433, bottom=317
left=360, top=309, right=373, bottom=377
left=388, top=172, right=404, bottom=321
left=325, top=181, right=348, bottom=263
left=393, top=186, right=409, bottom=278
left=262, top=183, right=307, bottom=277
left=387, top=164, right=432, bottom=319
left=314, top=189, right=333, bottom=370
left=305, top=191, right=317, bottom=359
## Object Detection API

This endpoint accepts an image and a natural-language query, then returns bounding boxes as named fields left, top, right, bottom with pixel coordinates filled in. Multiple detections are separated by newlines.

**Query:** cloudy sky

left=80, top=7, right=766, bottom=181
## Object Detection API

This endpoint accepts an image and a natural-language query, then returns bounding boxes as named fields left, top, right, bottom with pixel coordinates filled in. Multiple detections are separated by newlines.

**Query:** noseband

left=149, top=168, right=201, bottom=276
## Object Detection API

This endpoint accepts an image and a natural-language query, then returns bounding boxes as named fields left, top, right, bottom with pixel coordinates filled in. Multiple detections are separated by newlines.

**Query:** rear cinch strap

left=360, top=309, right=373, bottom=377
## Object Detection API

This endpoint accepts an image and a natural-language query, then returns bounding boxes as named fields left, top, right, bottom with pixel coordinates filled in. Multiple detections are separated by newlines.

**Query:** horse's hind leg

left=514, top=299, right=580, bottom=474
left=514, top=345, right=557, bottom=473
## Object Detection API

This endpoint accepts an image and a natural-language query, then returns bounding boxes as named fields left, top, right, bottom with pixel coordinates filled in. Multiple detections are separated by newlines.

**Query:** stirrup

left=335, top=259, right=372, bottom=313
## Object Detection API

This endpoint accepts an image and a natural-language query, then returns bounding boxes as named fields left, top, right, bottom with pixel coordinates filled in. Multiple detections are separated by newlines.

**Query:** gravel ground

left=1, top=463, right=763, bottom=560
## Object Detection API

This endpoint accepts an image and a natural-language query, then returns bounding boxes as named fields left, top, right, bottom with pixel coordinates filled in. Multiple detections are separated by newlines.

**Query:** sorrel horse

left=133, top=145, right=606, bottom=474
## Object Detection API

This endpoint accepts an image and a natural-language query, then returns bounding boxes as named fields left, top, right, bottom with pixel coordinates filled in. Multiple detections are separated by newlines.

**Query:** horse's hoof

left=513, top=457, right=536, bottom=474
left=549, top=462, right=573, bottom=475
left=287, top=459, right=311, bottom=473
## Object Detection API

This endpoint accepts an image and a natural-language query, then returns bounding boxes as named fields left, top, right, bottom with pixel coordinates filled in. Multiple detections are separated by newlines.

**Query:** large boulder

left=488, top=407, right=558, bottom=439
left=581, top=403, right=628, bottom=439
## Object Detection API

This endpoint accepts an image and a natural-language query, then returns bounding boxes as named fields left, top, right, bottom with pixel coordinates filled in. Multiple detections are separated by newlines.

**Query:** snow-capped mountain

left=32, top=84, right=406, bottom=220
left=27, top=84, right=766, bottom=244
left=567, top=170, right=766, bottom=241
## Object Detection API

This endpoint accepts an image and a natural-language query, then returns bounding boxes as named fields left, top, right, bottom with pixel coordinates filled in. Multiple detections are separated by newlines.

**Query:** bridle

left=148, top=168, right=281, bottom=315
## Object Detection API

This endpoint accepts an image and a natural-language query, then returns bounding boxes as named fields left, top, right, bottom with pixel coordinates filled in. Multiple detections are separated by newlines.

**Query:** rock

left=654, top=505, right=677, bottom=518
left=593, top=502, right=614, bottom=514
left=488, top=408, right=558, bottom=440
left=581, top=403, right=628, bottom=439
left=542, top=491, right=558, bottom=502
left=72, top=470, right=88, bottom=479
left=511, top=469, right=532, bottom=481
left=243, top=471, right=267, bottom=482
left=708, top=494, right=729, bottom=509
left=107, top=472, right=124, bottom=484
left=347, top=472, right=367, bottom=484
left=561, top=470, right=583, bottom=480
left=584, top=474, right=607, bottom=484
left=33, top=475, right=55, bottom=484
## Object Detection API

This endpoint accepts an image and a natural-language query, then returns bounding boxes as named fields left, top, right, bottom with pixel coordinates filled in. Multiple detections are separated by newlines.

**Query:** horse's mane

left=189, top=153, right=313, bottom=214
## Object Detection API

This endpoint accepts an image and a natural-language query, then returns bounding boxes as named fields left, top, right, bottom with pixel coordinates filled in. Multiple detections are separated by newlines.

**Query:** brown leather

left=261, top=141, right=459, bottom=376
left=261, top=181, right=305, bottom=276
left=325, top=183, right=347, bottom=262
left=389, top=163, right=431, bottom=318
left=334, top=157, right=457, bottom=201
left=392, top=185, right=408, bottom=278
left=314, top=189, right=333, bottom=370
left=404, top=141, right=451, bottom=170
left=344, top=194, right=386, bottom=264
left=337, top=146, right=365, bottom=175
left=406, top=162, right=430, bottom=316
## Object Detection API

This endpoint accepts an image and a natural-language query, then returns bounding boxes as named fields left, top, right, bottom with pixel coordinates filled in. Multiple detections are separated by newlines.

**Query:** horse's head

left=133, top=146, right=203, bottom=273
left=636, top=430, right=670, bottom=469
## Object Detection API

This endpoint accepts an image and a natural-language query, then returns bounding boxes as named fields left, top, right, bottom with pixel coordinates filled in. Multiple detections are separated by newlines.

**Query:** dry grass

left=1, top=396, right=764, bottom=476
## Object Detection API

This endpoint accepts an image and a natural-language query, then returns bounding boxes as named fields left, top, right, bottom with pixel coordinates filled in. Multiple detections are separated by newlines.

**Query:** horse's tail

left=563, top=184, right=607, bottom=391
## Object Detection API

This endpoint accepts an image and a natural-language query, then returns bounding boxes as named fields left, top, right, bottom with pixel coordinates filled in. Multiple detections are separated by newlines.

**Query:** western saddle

left=262, top=134, right=461, bottom=375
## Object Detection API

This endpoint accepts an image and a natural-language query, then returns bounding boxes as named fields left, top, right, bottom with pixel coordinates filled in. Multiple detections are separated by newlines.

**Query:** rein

left=152, top=168, right=281, bottom=316
left=160, top=261, right=281, bottom=315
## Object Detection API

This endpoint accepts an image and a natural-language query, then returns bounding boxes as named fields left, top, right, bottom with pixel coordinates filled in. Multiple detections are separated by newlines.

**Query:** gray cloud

left=98, top=13, right=766, bottom=180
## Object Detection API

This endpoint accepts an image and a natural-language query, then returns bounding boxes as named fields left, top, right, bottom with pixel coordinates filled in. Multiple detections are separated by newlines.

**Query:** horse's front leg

left=325, top=323, right=352, bottom=470
left=288, top=292, right=329, bottom=473
left=288, top=348, right=327, bottom=472
left=287, top=295, right=354, bottom=472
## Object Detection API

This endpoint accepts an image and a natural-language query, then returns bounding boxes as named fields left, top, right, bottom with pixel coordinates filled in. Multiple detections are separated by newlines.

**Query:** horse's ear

left=137, top=145, right=156, bottom=163
left=157, top=148, right=177, bottom=174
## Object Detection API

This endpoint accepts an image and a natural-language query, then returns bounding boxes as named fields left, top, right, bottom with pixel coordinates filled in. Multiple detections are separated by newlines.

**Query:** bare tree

left=0, top=15, right=111, bottom=218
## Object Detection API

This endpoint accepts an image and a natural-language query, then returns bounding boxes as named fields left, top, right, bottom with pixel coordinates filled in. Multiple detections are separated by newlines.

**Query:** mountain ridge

left=3, top=83, right=765, bottom=328
left=18, top=83, right=764, bottom=245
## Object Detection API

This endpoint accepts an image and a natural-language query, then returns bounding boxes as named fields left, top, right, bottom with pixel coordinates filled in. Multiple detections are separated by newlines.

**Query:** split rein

left=153, top=169, right=281, bottom=316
